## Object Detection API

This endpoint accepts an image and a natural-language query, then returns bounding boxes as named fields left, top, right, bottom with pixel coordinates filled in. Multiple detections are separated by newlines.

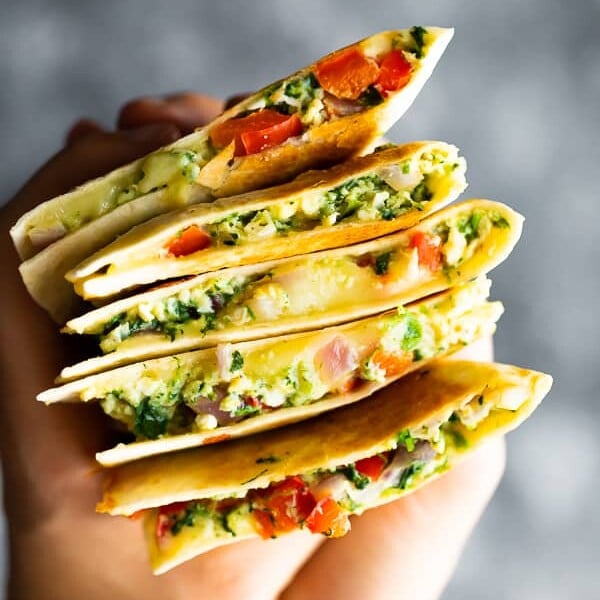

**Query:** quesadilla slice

left=13, top=26, right=453, bottom=322
left=39, top=277, right=502, bottom=465
left=61, top=199, right=521, bottom=381
left=67, top=140, right=467, bottom=299
left=96, top=360, right=551, bottom=574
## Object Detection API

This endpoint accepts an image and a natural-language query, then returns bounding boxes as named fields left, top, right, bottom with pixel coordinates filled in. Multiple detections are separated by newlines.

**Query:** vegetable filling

left=208, top=27, right=432, bottom=156
left=85, top=206, right=505, bottom=354
left=165, top=149, right=462, bottom=257
left=26, top=27, right=434, bottom=246
left=89, top=278, right=500, bottom=439
left=149, top=400, right=485, bottom=546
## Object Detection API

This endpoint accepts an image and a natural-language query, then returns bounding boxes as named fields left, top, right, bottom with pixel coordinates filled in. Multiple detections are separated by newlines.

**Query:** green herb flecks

left=232, top=403, right=261, bottom=419
left=400, top=311, right=422, bottom=352
left=341, top=464, right=371, bottom=490
left=374, top=251, right=393, bottom=275
left=396, top=461, right=425, bottom=490
left=284, top=73, right=320, bottom=101
left=171, top=502, right=213, bottom=535
left=410, top=26, right=428, bottom=59
left=256, top=455, right=280, bottom=464
left=410, top=179, right=433, bottom=204
left=230, top=350, right=244, bottom=372
left=396, top=429, right=416, bottom=452
left=458, top=212, right=482, bottom=244
left=321, top=175, right=394, bottom=220
left=359, top=85, right=384, bottom=107
left=101, top=312, right=127, bottom=336
left=491, top=213, right=510, bottom=228
left=134, top=397, right=169, bottom=439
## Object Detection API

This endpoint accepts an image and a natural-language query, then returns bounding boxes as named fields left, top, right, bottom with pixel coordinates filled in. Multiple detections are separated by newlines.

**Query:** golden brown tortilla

left=13, top=27, right=453, bottom=321
left=59, top=199, right=522, bottom=381
left=97, top=360, right=551, bottom=573
left=39, top=278, right=502, bottom=465
left=67, top=140, right=466, bottom=300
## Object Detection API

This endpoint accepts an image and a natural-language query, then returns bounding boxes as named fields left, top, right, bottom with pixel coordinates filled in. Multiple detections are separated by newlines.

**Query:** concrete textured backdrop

left=1, top=0, right=598, bottom=597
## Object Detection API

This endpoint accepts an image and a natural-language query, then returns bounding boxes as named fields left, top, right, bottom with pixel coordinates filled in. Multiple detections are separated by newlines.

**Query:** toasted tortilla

left=96, top=360, right=551, bottom=573
left=60, top=199, right=522, bottom=381
left=67, top=140, right=467, bottom=300
left=39, top=278, right=502, bottom=465
left=13, top=27, right=453, bottom=322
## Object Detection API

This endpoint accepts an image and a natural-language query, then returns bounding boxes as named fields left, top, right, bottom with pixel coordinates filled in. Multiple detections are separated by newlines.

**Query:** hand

left=0, top=93, right=504, bottom=600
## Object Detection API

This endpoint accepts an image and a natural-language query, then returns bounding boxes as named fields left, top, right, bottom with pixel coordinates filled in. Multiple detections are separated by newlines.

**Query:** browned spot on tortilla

left=203, top=434, right=232, bottom=445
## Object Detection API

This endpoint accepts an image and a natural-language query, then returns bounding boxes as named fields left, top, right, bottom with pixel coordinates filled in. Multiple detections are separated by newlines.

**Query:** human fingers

left=9, top=509, right=323, bottom=600
left=282, top=436, right=506, bottom=600
left=65, top=118, right=106, bottom=145
left=0, top=123, right=182, bottom=520
left=117, top=92, right=224, bottom=134
left=5, top=124, right=181, bottom=224
left=224, top=93, right=251, bottom=110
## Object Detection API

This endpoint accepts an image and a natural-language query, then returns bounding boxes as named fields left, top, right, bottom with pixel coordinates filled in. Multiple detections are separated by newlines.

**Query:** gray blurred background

left=1, top=0, right=598, bottom=597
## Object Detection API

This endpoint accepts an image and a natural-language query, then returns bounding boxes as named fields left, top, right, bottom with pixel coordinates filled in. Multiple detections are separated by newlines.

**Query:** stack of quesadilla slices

left=12, top=26, right=552, bottom=574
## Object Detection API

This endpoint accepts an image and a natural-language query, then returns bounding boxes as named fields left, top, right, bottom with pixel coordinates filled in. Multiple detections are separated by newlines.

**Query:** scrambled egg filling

left=151, top=381, right=515, bottom=544
left=91, top=203, right=506, bottom=356
left=197, top=150, right=462, bottom=250
left=88, top=278, right=499, bottom=440
left=27, top=27, right=435, bottom=243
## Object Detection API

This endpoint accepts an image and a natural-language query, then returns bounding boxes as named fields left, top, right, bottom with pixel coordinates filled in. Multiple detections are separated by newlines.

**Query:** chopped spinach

left=230, top=350, right=244, bottom=372
left=163, top=322, right=183, bottom=341
left=134, top=397, right=169, bottom=439
left=374, top=251, right=393, bottom=275
left=491, top=213, right=510, bottom=228
left=101, top=312, right=127, bottom=336
left=341, top=464, right=371, bottom=490
left=396, top=461, right=424, bottom=490
left=171, top=502, right=213, bottom=535
left=410, top=26, right=428, bottom=58
left=221, top=509, right=238, bottom=536
left=232, top=403, right=260, bottom=419
left=396, top=429, right=416, bottom=452
left=458, top=212, right=482, bottom=244
left=284, top=73, right=320, bottom=100
left=321, top=175, right=386, bottom=219
left=244, top=304, right=256, bottom=321
left=262, top=82, right=282, bottom=101
left=400, top=312, right=422, bottom=351
left=359, top=85, right=384, bottom=107
left=411, top=179, right=433, bottom=204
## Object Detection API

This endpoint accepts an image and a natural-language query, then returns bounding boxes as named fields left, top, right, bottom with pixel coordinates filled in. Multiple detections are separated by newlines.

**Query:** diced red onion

left=314, top=336, right=359, bottom=386
left=28, top=223, right=68, bottom=250
left=323, top=92, right=364, bottom=117
left=378, top=164, right=422, bottom=191
left=310, top=473, right=349, bottom=502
